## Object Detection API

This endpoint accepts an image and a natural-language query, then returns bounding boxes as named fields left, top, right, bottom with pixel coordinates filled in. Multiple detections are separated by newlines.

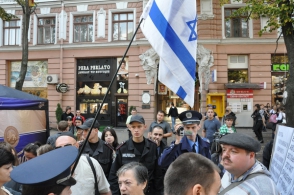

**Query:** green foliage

left=55, top=103, right=63, bottom=123
left=128, top=106, right=136, bottom=115
left=0, top=6, right=17, bottom=20
left=220, top=0, right=294, bottom=36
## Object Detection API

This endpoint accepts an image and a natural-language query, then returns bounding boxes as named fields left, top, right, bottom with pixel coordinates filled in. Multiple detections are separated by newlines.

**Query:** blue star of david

left=186, top=17, right=198, bottom=42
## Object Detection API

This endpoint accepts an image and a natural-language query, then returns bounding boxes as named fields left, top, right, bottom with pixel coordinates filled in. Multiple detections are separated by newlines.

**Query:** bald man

left=55, top=136, right=111, bottom=195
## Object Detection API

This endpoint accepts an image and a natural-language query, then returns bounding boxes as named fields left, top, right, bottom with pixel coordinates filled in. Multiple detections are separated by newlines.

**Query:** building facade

left=0, top=0, right=287, bottom=128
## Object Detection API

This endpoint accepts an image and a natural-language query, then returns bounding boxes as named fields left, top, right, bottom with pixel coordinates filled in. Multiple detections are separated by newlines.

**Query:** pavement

left=50, top=126, right=272, bottom=162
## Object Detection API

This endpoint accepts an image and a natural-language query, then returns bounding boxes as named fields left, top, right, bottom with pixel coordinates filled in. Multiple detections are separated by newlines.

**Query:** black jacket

left=263, top=139, right=274, bottom=170
left=108, top=138, right=162, bottom=195
left=80, top=140, right=113, bottom=178
left=61, top=112, right=74, bottom=121
left=168, top=107, right=178, bottom=117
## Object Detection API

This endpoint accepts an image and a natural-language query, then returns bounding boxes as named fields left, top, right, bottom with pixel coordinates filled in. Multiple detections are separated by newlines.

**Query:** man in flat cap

left=78, top=118, right=113, bottom=178
left=219, top=133, right=279, bottom=195
left=109, top=114, right=162, bottom=195
left=159, top=111, right=211, bottom=169
left=11, top=146, right=77, bottom=195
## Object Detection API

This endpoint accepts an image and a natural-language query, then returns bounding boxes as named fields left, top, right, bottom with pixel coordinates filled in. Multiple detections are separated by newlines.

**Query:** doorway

left=116, top=97, right=128, bottom=127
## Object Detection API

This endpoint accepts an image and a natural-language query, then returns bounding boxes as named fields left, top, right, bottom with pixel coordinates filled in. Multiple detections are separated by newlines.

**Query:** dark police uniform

left=78, top=117, right=113, bottom=178
left=108, top=137, right=162, bottom=195
left=158, top=111, right=211, bottom=169
left=80, top=140, right=113, bottom=178
left=11, top=146, right=77, bottom=195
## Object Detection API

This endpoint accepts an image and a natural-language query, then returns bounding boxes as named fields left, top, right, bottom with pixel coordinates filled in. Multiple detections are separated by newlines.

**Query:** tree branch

left=29, top=5, right=37, bottom=15
left=15, top=0, right=25, bottom=13
left=273, top=31, right=283, bottom=59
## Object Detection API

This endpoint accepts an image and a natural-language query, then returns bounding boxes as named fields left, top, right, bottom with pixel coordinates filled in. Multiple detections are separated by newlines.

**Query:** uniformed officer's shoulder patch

left=116, top=141, right=126, bottom=150
left=104, top=141, right=114, bottom=150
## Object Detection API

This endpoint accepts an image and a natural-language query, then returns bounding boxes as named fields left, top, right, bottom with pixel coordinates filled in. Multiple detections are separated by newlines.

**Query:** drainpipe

left=59, top=1, right=64, bottom=105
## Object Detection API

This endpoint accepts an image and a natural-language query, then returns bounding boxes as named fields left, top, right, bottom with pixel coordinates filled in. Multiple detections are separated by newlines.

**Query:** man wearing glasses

left=55, top=135, right=111, bottom=195
left=77, top=118, right=113, bottom=178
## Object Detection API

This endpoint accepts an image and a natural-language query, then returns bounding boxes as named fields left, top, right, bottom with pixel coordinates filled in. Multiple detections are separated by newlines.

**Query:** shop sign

left=227, top=89, right=253, bottom=98
left=78, top=65, right=111, bottom=75
left=56, top=83, right=69, bottom=93
left=77, top=58, right=116, bottom=81
left=272, top=64, right=289, bottom=72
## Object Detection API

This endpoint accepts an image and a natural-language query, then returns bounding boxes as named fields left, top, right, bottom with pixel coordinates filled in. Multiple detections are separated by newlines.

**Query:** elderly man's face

left=118, top=169, right=146, bottom=195
left=221, top=144, right=255, bottom=178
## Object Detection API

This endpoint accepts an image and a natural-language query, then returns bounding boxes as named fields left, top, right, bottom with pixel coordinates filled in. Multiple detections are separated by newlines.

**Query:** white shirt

left=71, top=155, right=110, bottom=195
left=1, top=186, right=13, bottom=195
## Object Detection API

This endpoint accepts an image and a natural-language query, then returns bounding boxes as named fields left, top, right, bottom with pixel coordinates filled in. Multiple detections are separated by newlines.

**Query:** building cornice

left=0, top=0, right=142, bottom=9
left=0, top=38, right=285, bottom=52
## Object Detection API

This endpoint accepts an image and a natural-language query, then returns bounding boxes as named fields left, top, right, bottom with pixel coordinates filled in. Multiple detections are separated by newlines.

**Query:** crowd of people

left=0, top=104, right=282, bottom=195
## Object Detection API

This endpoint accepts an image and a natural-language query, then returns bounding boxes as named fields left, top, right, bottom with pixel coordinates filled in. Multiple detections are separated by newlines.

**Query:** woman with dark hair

left=23, top=142, right=42, bottom=161
left=0, top=148, right=15, bottom=195
left=0, top=142, right=19, bottom=166
left=251, top=104, right=265, bottom=143
left=74, top=116, right=84, bottom=141
left=0, top=142, right=22, bottom=195
left=102, top=127, right=119, bottom=160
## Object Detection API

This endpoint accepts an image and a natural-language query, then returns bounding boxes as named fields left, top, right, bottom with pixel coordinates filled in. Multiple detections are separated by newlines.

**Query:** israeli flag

left=141, top=0, right=197, bottom=107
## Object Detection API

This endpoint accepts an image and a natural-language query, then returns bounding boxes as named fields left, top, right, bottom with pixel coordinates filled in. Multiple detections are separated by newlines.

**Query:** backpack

left=269, top=113, right=277, bottom=123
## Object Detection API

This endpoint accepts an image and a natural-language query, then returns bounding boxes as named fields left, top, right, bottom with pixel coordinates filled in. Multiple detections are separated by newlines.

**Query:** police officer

left=78, top=118, right=113, bottom=178
left=10, top=146, right=77, bottom=195
left=159, top=111, right=211, bottom=169
left=108, top=114, right=162, bottom=195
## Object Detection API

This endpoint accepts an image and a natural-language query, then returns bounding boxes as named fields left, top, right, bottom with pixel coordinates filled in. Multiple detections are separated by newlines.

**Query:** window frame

left=227, top=55, right=249, bottom=83
left=0, top=16, right=22, bottom=46
left=222, top=4, right=253, bottom=39
left=69, top=11, right=95, bottom=43
left=73, top=15, right=94, bottom=43
left=112, top=12, right=134, bottom=41
left=108, top=8, right=136, bottom=42
left=37, top=17, right=56, bottom=45
left=224, top=8, right=248, bottom=38
left=33, top=14, right=58, bottom=45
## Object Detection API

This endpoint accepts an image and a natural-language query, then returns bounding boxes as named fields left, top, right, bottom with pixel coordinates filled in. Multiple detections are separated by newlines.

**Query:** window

left=225, top=8, right=248, bottom=38
left=228, top=55, right=248, bottom=83
left=37, top=18, right=55, bottom=44
left=74, top=15, right=93, bottom=42
left=112, top=12, right=134, bottom=41
left=4, top=20, right=21, bottom=45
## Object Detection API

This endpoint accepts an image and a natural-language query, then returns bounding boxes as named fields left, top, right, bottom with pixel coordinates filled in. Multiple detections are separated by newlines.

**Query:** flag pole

left=72, top=18, right=144, bottom=174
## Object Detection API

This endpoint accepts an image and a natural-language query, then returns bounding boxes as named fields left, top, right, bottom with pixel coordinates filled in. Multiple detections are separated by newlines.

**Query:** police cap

left=78, top=118, right=100, bottom=129
left=219, top=133, right=261, bottom=152
left=11, top=146, right=78, bottom=187
left=130, top=114, right=145, bottom=124
left=178, top=111, right=202, bottom=125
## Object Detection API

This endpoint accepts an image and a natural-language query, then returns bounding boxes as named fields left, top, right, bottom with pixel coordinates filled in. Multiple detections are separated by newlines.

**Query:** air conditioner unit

left=46, top=74, right=59, bottom=84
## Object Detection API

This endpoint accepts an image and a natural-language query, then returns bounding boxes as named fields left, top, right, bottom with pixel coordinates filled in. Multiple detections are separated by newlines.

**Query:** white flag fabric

left=141, top=0, right=197, bottom=107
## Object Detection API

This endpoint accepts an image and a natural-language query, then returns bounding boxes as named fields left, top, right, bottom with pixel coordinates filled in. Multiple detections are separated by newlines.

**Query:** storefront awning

left=224, top=83, right=261, bottom=89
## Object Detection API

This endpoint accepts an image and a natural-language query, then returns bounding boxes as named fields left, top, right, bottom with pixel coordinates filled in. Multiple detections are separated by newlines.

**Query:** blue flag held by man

left=141, top=0, right=197, bottom=107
